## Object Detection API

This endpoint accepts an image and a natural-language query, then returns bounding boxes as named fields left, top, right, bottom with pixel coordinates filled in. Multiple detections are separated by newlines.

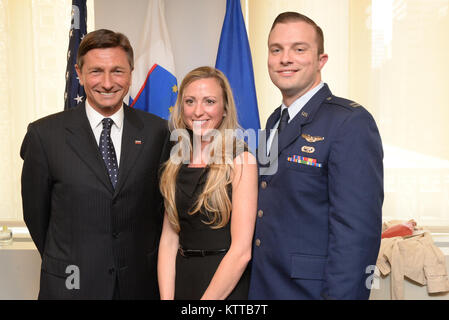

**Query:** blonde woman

left=157, top=67, right=258, bottom=300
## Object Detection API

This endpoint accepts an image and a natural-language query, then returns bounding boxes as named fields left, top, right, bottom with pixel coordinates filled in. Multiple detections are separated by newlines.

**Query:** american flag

left=64, top=0, right=87, bottom=110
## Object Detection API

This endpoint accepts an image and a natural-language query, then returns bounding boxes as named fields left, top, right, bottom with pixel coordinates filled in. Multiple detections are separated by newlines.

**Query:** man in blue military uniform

left=249, top=12, right=383, bottom=300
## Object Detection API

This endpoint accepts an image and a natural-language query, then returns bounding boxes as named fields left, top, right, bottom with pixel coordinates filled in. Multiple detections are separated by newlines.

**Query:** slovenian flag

left=129, top=0, right=178, bottom=119
left=215, top=0, right=260, bottom=132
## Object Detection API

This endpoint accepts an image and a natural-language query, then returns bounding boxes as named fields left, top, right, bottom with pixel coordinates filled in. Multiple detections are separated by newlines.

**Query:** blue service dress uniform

left=249, top=84, right=383, bottom=300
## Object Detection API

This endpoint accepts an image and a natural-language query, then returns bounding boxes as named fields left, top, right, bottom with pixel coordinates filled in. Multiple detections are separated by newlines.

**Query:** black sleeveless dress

left=174, top=164, right=250, bottom=300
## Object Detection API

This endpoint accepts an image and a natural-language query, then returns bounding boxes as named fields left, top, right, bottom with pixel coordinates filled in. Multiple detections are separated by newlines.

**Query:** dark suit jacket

left=249, top=84, right=383, bottom=300
left=20, top=102, right=170, bottom=299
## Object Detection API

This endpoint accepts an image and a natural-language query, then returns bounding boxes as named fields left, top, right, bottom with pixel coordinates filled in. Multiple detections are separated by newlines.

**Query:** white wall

left=94, top=0, right=226, bottom=83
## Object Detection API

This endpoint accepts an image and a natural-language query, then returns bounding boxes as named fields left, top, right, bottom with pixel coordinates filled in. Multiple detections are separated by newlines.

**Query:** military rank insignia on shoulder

left=326, top=95, right=363, bottom=110
left=349, top=101, right=361, bottom=108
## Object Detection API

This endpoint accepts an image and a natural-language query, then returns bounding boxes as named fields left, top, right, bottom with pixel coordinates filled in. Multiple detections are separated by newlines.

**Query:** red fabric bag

left=381, top=220, right=416, bottom=239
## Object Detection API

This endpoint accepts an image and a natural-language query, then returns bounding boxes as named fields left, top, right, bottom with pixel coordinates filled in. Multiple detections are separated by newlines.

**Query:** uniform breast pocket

left=285, top=159, right=326, bottom=176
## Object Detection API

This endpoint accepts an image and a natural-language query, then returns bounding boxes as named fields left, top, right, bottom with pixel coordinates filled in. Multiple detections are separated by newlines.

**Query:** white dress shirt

left=267, top=82, right=324, bottom=154
left=85, top=101, right=124, bottom=166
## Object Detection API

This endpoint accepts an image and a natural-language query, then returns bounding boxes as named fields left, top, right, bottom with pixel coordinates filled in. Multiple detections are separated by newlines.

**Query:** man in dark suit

left=249, top=12, right=383, bottom=299
left=20, top=29, right=169, bottom=299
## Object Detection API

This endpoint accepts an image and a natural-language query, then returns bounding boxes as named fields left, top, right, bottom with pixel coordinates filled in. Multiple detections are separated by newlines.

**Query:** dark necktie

left=278, top=108, right=290, bottom=133
left=99, top=118, right=118, bottom=189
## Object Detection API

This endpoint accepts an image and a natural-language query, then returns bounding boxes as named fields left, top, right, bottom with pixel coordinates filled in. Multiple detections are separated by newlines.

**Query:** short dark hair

left=76, top=29, right=134, bottom=70
left=270, top=12, right=324, bottom=56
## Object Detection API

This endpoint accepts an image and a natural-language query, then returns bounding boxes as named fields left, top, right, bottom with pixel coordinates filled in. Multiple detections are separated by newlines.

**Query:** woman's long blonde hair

left=160, top=66, right=242, bottom=232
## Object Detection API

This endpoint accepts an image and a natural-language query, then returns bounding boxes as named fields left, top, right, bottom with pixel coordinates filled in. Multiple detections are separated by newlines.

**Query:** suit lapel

left=266, top=107, right=282, bottom=134
left=113, top=105, right=144, bottom=198
left=262, top=84, right=333, bottom=182
left=258, top=106, right=281, bottom=161
left=65, top=103, right=114, bottom=193
left=277, top=84, right=332, bottom=155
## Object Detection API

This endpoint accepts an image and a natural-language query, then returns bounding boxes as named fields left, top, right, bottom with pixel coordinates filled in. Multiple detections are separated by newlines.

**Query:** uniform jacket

left=20, top=102, right=170, bottom=299
left=377, top=232, right=449, bottom=300
left=249, top=84, right=383, bottom=300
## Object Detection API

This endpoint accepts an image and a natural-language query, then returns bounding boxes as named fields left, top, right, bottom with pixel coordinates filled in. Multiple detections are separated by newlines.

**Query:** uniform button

left=112, top=232, right=119, bottom=239
left=258, top=210, right=263, bottom=218
left=261, top=181, right=267, bottom=189
left=255, top=239, right=261, bottom=247
left=108, top=268, right=115, bottom=275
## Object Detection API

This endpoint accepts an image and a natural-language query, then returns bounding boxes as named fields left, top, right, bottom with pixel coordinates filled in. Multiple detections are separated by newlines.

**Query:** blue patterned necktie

left=99, top=118, right=118, bottom=189
left=278, top=108, right=290, bottom=133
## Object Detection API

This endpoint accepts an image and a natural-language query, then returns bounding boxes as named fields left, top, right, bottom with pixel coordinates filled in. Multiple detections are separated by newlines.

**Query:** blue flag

left=216, top=0, right=260, bottom=132
left=64, top=0, right=87, bottom=110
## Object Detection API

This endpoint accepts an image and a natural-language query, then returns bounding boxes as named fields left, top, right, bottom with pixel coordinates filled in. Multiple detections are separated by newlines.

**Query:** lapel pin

left=135, top=140, right=142, bottom=145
